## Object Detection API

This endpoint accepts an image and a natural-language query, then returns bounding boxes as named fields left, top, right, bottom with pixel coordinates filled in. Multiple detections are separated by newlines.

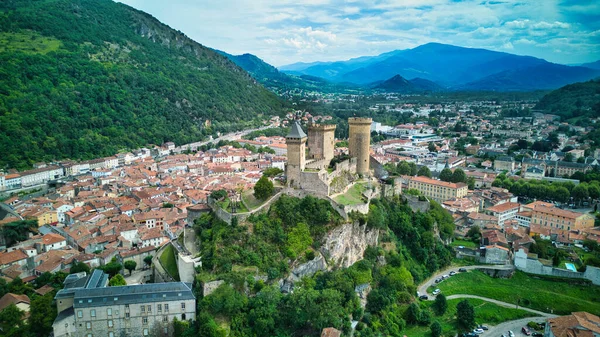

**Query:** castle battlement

left=348, top=117, right=373, bottom=125
left=308, top=123, right=337, bottom=131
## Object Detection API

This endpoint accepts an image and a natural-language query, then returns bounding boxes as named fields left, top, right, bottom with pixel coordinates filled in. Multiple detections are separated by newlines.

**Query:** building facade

left=408, top=176, right=468, bottom=202
left=531, top=206, right=595, bottom=231
left=53, top=270, right=196, bottom=337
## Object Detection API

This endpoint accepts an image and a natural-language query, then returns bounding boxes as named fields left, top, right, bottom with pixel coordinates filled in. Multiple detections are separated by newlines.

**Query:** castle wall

left=348, top=118, right=372, bottom=175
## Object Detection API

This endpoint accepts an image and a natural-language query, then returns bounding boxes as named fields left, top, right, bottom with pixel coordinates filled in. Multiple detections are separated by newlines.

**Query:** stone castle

left=285, top=117, right=372, bottom=196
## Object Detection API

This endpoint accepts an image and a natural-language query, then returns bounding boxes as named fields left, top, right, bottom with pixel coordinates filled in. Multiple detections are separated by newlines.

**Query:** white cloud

left=117, top=0, right=600, bottom=66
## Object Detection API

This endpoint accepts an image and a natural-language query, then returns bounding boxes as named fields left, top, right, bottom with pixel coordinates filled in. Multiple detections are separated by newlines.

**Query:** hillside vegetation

left=535, top=80, right=600, bottom=120
left=0, top=0, right=284, bottom=169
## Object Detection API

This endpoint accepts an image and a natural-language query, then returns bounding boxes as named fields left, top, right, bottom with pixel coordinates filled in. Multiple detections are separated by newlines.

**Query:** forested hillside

left=0, top=0, right=284, bottom=170
left=535, top=80, right=600, bottom=120
left=190, top=195, right=455, bottom=336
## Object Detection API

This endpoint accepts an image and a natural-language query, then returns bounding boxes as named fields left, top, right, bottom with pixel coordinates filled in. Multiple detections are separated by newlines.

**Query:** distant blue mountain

left=280, top=43, right=600, bottom=91
left=580, top=60, right=600, bottom=70
left=373, top=74, right=444, bottom=93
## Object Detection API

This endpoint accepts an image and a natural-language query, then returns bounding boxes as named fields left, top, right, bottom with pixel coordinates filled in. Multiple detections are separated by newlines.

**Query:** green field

left=450, top=239, right=477, bottom=248
left=0, top=31, right=62, bottom=54
left=403, top=298, right=537, bottom=337
left=437, top=270, right=600, bottom=315
left=159, top=244, right=180, bottom=281
left=242, top=189, right=266, bottom=211
left=334, top=182, right=367, bottom=205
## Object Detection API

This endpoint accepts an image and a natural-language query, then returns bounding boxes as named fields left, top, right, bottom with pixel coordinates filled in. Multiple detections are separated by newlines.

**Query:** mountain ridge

left=280, top=43, right=600, bottom=91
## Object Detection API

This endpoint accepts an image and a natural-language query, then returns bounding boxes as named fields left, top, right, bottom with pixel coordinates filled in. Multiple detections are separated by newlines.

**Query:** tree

left=517, top=139, right=528, bottom=149
left=564, top=153, right=574, bottom=162
left=431, top=321, right=442, bottom=337
left=433, top=293, right=447, bottom=315
left=409, top=162, right=418, bottom=176
left=1, top=220, right=38, bottom=246
left=451, top=168, right=467, bottom=183
left=254, top=175, right=274, bottom=200
left=417, top=166, right=432, bottom=178
left=124, top=260, right=137, bottom=275
left=100, top=258, right=123, bottom=277
left=572, top=184, right=589, bottom=203
left=588, top=184, right=600, bottom=200
left=70, top=262, right=90, bottom=274
left=466, top=226, right=481, bottom=244
left=428, top=142, right=437, bottom=152
left=439, top=168, right=453, bottom=182
left=210, top=189, right=227, bottom=201
left=0, top=304, right=26, bottom=337
left=263, top=167, right=283, bottom=177
left=144, top=255, right=153, bottom=266
left=29, top=293, right=57, bottom=337
left=406, top=302, right=421, bottom=325
left=397, top=161, right=411, bottom=175
left=456, top=299, right=476, bottom=330
left=108, top=274, right=126, bottom=286
left=467, top=177, right=476, bottom=190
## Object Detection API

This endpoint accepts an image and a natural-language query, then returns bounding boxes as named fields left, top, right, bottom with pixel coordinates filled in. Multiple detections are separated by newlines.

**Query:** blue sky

left=117, top=0, right=599, bottom=67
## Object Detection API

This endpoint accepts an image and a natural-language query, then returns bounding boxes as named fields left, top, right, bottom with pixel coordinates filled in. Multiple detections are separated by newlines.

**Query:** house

left=545, top=312, right=600, bottom=337
left=41, top=233, right=67, bottom=252
left=0, top=293, right=30, bottom=314
left=0, top=249, right=29, bottom=269
left=482, top=244, right=509, bottom=264
left=494, top=156, right=515, bottom=172
left=52, top=270, right=196, bottom=337
left=408, top=176, right=468, bottom=203
left=485, top=202, right=520, bottom=227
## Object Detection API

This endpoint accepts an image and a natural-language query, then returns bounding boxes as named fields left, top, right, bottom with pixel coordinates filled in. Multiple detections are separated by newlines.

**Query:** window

left=107, top=308, right=112, bottom=316
left=181, top=302, right=185, bottom=310
left=125, top=313, right=130, bottom=319
left=164, top=327, right=168, bottom=335
left=77, top=310, right=83, bottom=318
left=143, top=317, right=148, bottom=325
left=164, top=304, right=169, bottom=311
left=86, top=322, right=91, bottom=330
left=147, top=305, right=152, bottom=313
left=141, top=306, right=145, bottom=313
left=125, top=304, right=129, bottom=309
left=143, top=329, right=149, bottom=336
left=91, top=309, right=96, bottom=317
left=109, top=333, right=114, bottom=337
left=157, top=304, right=162, bottom=312
left=163, top=316, right=168, bottom=323
left=108, top=320, right=113, bottom=328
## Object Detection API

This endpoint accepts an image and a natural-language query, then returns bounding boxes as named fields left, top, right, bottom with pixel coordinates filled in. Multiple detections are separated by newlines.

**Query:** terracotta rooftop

left=486, top=202, right=521, bottom=213
left=410, top=176, right=467, bottom=189
left=0, top=293, right=30, bottom=311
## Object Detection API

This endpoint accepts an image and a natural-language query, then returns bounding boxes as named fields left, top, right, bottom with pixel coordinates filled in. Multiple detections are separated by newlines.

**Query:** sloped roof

left=0, top=293, right=30, bottom=311
left=287, top=121, right=306, bottom=139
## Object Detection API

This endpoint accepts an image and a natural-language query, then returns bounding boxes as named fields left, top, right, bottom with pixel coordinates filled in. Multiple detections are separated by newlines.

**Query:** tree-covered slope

left=535, top=80, right=600, bottom=120
left=0, top=0, right=285, bottom=170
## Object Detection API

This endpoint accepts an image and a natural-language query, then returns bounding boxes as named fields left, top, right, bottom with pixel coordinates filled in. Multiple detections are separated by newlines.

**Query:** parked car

left=478, top=325, right=488, bottom=330
left=450, top=271, right=457, bottom=276
left=459, top=268, right=467, bottom=272
left=474, top=328, right=484, bottom=334
left=509, top=331, right=515, bottom=337
left=442, top=274, right=449, bottom=279
left=419, top=295, right=428, bottom=300
left=522, top=327, right=531, bottom=335
left=432, top=289, right=441, bottom=295
left=435, top=278, right=442, bottom=283
left=501, top=334, right=507, bottom=337
left=532, top=333, right=542, bottom=337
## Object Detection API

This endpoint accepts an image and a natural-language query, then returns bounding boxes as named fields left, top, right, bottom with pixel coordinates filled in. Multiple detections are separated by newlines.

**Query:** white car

left=509, top=331, right=515, bottom=337
left=473, top=329, right=484, bottom=334
left=432, top=289, right=441, bottom=295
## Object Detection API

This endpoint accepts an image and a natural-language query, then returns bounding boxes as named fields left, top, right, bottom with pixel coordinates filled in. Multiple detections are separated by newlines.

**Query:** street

left=172, top=124, right=273, bottom=154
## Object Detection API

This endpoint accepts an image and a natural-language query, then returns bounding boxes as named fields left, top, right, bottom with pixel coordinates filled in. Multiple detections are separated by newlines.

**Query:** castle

left=285, top=117, right=373, bottom=196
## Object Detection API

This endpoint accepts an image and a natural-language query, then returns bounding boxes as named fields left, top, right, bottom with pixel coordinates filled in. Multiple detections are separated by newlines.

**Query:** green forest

left=0, top=0, right=285, bottom=170
left=188, top=195, right=455, bottom=337
left=535, top=80, right=600, bottom=121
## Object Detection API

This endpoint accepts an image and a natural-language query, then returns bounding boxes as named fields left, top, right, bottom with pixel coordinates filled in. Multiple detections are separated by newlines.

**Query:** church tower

left=286, top=121, right=307, bottom=188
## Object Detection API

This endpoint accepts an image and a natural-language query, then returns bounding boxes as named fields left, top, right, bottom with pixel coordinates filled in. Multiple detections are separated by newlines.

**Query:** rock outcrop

left=321, top=222, right=379, bottom=268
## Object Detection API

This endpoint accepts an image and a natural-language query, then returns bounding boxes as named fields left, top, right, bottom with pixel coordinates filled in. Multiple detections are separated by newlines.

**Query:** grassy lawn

left=242, top=189, right=266, bottom=211
left=450, top=239, right=477, bottom=248
left=436, top=270, right=600, bottom=315
left=218, top=197, right=250, bottom=213
left=159, top=244, right=180, bottom=281
left=334, top=182, right=367, bottom=205
left=403, top=298, right=537, bottom=337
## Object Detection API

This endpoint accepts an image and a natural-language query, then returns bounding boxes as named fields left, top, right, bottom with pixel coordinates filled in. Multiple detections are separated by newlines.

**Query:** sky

left=117, top=0, right=600, bottom=67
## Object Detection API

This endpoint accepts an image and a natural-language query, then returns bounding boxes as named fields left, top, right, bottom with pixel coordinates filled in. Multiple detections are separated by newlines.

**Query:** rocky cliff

left=281, top=222, right=379, bottom=291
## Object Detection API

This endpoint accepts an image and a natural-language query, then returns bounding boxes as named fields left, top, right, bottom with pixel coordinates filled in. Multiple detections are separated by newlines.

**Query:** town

left=1, top=98, right=600, bottom=337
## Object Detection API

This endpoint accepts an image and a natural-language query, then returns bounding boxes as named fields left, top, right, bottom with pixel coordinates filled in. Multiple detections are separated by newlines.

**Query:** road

left=173, top=124, right=273, bottom=154
left=446, top=295, right=551, bottom=317
left=485, top=316, right=555, bottom=337
left=417, top=264, right=513, bottom=298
